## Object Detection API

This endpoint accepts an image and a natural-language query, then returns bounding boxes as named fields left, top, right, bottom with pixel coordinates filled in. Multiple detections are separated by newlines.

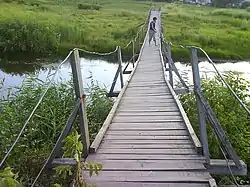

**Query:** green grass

left=0, top=0, right=152, bottom=55
left=1, top=0, right=250, bottom=60
left=162, top=3, right=250, bottom=60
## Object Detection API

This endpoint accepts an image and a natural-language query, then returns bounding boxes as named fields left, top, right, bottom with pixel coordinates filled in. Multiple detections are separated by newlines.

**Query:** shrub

left=0, top=76, right=113, bottom=185
left=77, top=3, right=101, bottom=11
left=180, top=73, right=250, bottom=184
left=0, top=19, right=60, bottom=53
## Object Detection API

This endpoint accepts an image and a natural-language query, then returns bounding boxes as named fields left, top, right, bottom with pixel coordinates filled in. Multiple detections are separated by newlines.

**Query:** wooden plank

left=104, top=135, right=190, bottom=140
left=122, top=95, right=174, bottom=99
left=121, top=99, right=176, bottom=103
left=88, top=160, right=206, bottom=171
left=101, top=139, right=192, bottom=144
left=100, top=144, right=193, bottom=149
left=106, top=130, right=188, bottom=136
left=83, top=171, right=212, bottom=182
left=115, top=112, right=181, bottom=116
left=123, top=93, right=171, bottom=96
left=113, top=115, right=182, bottom=121
left=88, top=154, right=206, bottom=161
left=119, top=103, right=178, bottom=108
left=97, top=148, right=196, bottom=155
left=84, top=182, right=209, bottom=187
left=110, top=122, right=186, bottom=128
left=112, top=118, right=183, bottom=123
left=118, top=105, right=178, bottom=110
left=117, top=108, right=179, bottom=112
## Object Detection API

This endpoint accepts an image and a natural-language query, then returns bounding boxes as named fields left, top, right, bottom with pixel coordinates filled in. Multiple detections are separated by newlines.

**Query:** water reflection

left=0, top=58, right=249, bottom=98
left=174, top=61, right=250, bottom=86
left=0, top=57, right=131, bottom=97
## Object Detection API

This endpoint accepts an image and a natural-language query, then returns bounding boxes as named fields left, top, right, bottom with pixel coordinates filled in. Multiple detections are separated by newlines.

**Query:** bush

left=0, top=19, right=60, bottom=53
left=0, top=76, right=113, bottom=185
left=180, top=72, right=250, bottom=184
left=77, top=3, right=101, bottom=11
left=246, top=7, right=250, bottom=12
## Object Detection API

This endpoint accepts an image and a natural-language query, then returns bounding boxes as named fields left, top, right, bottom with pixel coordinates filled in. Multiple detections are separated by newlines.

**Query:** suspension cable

left=0, top=50, right=74, bottom=169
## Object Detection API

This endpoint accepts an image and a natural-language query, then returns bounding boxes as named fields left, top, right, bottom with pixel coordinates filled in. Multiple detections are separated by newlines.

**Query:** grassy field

left=1, top=0, right=250, bottom=60
left=0, top=0, right=151, bottom=56
left=162, top=3, right=250, bottom=60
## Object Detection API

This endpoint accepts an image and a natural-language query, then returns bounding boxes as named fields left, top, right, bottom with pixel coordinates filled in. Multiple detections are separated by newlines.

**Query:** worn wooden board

left=112, top=116, right=183, bottom=122
left=109, top=122, right=187, bottom=129
left=86, top=160, right=206, bottom=171
left=99, top=144, right=193, bottom=149
left=106, top=130, right=188, bottom=136
left=97, top=148, right=196, bottom=155
left=84, top=182, right=210, bottom=187
left=83, top=171, right=212, bottom=182
left=88, top=153, right=206, bottom=161
left=104, top=135, right=190, bottom=140
left=101, top=139, right=193, bottom=145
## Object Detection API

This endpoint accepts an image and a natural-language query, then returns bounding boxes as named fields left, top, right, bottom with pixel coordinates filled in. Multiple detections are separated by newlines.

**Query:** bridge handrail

left=160, top=31, right=250, bottom=115
left=187, top=45, right=250, bottom=115
left=167, top=42, right=250, bottom=115
left=0, top=45, right=122, bottom=169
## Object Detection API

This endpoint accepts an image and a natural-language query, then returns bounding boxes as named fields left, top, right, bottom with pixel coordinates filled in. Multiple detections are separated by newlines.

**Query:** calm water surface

left=0, top=58, right=250, bottom=97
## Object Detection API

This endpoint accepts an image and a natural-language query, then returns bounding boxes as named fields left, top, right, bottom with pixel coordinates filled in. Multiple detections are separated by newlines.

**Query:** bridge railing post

left=166, top=43, right=174, bottom=87
left=138, top=32, right=140, bottom=53
left=118, top=46, right=124, bottom=89
left=132, top=40, right=135, bottom=68
left=190, top=48, right=210, bottom=164
left=70, top=49, right=90, bottom=158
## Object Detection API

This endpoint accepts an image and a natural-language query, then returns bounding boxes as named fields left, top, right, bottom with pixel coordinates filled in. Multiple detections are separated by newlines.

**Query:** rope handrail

left=0, top=49, right=74, bottom=169
left=161, top=37, right=250, bottom=115
left=76, top=46, right=119, bottom=56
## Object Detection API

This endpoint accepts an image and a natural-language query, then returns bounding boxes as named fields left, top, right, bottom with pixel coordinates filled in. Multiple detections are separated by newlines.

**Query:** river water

left=0, top=58, right=250, bottom=98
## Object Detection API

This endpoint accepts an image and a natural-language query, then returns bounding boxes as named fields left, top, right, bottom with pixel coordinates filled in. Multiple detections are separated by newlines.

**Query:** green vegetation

left=1, top=0, right=250, bottom=60
left=54, top=131, right=102, bottom=187
left=162, top=3, right=250, bottom=60
left=180, top=72, right=250, bottom=185
left=0, top=77, right=113, bottom=186
left=0, top=0, right=150, bottom=56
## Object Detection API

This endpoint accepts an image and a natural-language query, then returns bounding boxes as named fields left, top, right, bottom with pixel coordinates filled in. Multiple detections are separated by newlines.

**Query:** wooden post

left=190, top=48, right=210, bottom=164
left=70, top=49, right=90, bottom=158
left=166, top=43, right=174, bottom=87
left=118, top=46, right=124, bottom=89
left=138, top=32, right=140, bottom=53
left=132, top=40, right=135, bottom=68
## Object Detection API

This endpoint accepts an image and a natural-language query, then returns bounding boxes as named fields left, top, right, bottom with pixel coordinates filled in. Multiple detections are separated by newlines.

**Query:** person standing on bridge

left=149, top=17, right=157, bottom=46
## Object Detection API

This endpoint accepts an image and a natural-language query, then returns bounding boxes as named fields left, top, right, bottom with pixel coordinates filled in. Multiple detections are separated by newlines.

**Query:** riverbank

left=162, top=4, right=250, bottom=60
left=0, top=0, right=149, bottom=55
left=1, top=1, right=250, bottom=60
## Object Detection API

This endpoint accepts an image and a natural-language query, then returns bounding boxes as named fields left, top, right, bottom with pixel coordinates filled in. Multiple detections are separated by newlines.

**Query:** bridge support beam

left=70, top=49, right=90, bottom=158
left=190, top=48, right=210, bottom=164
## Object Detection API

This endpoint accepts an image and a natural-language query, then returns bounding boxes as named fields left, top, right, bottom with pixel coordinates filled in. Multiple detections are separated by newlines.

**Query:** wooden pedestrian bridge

left=1, top=8, right=249, bottom=187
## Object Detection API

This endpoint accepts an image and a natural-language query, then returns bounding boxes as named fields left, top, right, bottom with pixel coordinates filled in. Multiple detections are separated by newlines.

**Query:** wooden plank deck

left=87, top=11, right=216, bottom=187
